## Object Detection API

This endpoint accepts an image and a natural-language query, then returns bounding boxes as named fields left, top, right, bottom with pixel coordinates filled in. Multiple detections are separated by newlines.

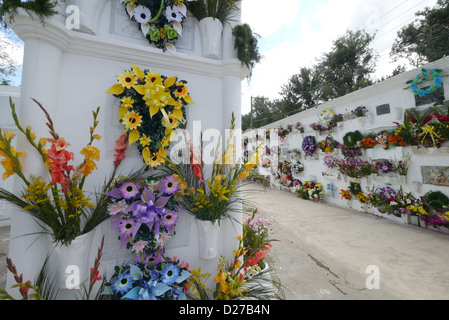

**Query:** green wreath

left=343, top=131, right=363, bottom=148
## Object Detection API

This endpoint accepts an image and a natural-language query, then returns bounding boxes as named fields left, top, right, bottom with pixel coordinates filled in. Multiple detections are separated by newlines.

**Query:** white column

left=6, top=15, right=66, bottom=296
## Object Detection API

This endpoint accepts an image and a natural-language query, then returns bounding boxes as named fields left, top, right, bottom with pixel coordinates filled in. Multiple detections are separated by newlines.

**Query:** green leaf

left=406, top=80, right=413, bottom=84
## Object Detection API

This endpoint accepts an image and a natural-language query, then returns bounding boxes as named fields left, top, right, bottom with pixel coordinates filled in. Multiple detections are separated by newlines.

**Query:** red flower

left=90, top=268, right=102, bottom=282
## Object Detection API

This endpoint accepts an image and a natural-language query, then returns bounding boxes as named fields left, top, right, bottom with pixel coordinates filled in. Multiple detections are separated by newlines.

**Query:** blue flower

left=112, top=271, right=136, bottom=294
left=160, top=263, right=180, bottom=285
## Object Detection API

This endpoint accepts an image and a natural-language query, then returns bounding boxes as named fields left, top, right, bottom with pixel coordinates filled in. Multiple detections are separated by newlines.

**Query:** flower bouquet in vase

left=0, top=98, right=118, bottom=288
left=161, top=113, right=258, bottom=260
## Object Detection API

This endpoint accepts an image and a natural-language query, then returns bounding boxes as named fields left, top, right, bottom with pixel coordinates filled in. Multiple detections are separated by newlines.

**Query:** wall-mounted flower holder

left=412, top=181, right=422, bottom=193
left=198, top=17, right=223, bottom=59
left=372, top=173, right=407, bottom=185
left=410, top=146, right=449, bottom=155
left=196, top=219, right=221, bottom=260
left=366, top=146, right=404, bottom=160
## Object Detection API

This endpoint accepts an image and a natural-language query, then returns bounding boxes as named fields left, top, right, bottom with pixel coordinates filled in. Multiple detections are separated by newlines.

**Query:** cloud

left=241, top=0, right=302, bottom=38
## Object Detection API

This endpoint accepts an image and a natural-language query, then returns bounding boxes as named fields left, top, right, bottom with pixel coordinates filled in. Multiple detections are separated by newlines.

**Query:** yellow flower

left=238, top=170, right=249, bottom=181
left=117, top=71, right=137, bottom=89
left=121, top=96, right=135, bottom=107
left=173, top=82, right=189, bottom=99
left=121, top=110, right=143, bottom=131
left=80, top=145, right=100, bottom=161
left=80, top=159, right=98, bottom=177
left=142, top=147, right=167, bottom=167
left=139, top=134, right=151, bottom=147
left=145, top=71, right=162, bottom=85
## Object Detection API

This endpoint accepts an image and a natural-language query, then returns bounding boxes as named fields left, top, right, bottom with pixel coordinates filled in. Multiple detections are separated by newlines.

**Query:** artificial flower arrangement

left=360, top=136, right=378, bottom=149
left=406, top=68, right=443, bottom=97
left=278, top=124, right=292, bottom=141
left=419, top=191, right=449, bottom=228
left=107, top=63, right=194, bottom=168
left=351, top=105, right=368, bottom=118
left=291, top=161, right=304, bottom=175
left=395, top=106, right=449, bottom=149
left=106, top=174, right=183, bottom=264
left=161, top=113, right=258, bottom=225
left=342, top=130, right=363, bottom=149
left=296, top=181, right=315, bottom=200
left=187, top=234, right=282, bottom=300
left=122, top=0, right=189, bottom=52
left=349, top=182, right=362, bottom=197
left=339, top=189, right=352, bottom=201
left=318, top=136, right=340, bottom=154
left=310, top=109, right=343, bottom=134
left=101, top=256, right=192, bottom=300
left=294, top=122, right=305, bottom=133
left=302, top=136, right=317, bottom=157
left=308, top=183, right=324, bottom=201
left=243, top=209, right=274, bottom=269
left=0, top=98, right=115, bottom=246
left=322, top=155, right=340, bottom=169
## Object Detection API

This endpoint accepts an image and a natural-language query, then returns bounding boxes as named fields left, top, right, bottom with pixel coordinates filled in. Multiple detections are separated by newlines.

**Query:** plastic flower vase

left=51, top=229, right=96, bottom=289
left=196, top=219, right=221, bottom=260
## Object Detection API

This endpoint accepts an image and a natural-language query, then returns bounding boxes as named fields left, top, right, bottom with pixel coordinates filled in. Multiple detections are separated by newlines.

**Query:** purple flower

left=159, top=176, right=180, bottom=195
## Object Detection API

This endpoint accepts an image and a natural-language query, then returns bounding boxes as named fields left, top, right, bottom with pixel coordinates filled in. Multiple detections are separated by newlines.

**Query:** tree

left=316, top=29, right=377, bottom=101
left=0, top=37, right=18, bottom=85
left=391, top=0, right=449, bottom=67
left=278, top=29, right=377, bottom=113
left=279, top=67, right=320, bottom=113
left=242, top=96, right=283, bottom=131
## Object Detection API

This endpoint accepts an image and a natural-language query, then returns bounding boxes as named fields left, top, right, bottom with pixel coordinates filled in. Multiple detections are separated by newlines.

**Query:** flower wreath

left=107, top=175, right=182, bottom=264
left=107, top=63, right=194, bottom=167
left=342, top=131, right=363, bottom=148
left=123, top=0, right=188, bottom=52
left=319, top=109, right=335, bottom=126
left=302, top=136, right=316, bottom=157
left=407, top=68, right=443, bottom=97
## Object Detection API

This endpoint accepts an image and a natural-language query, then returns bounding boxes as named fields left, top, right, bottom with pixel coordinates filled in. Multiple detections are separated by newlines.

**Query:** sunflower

left=117, top=71, right=137, bottom=89
left=121, top=111, right=143, bottom=131
left=162, top=113, right=181, bottom=131
left=173, top=82, right=188, bottom=98
left=145, top=71, right=162, bottom=85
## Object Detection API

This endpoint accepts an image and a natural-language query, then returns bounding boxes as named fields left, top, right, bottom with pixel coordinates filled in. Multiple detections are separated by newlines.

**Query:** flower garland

left=107, top=175, right=183, bottom=264
left=123, top=0, right=188, bottom=52
left=107, top=63, right=194, bottom=167
left=302, top=136, right=316, bottom=157
left=407, top=69, right=443, bottom=97
left=102, top=258, right=191, bottom=300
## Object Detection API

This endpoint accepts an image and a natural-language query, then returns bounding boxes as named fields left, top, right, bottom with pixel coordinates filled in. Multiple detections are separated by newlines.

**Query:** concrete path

left=243, top=183, right=449, bottom=300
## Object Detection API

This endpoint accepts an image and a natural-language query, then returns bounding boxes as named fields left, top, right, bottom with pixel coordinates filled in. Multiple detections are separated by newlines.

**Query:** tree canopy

left=391, top=0, right=449, bottom=68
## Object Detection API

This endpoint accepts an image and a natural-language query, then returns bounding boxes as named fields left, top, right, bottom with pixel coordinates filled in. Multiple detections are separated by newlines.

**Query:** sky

left=2, top=0, right=440, bottom=114
left=240, top=0, right=439, bottom=115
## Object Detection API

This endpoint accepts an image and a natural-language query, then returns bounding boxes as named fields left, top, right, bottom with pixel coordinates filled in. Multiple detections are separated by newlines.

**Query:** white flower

left=134, top=5, right=152, bottom=24
left=132, top=240, right=148, bottom=254
left=390, top=201, right=398, bottom=206
left=107, top=200, right=128, bottom=216
left=165, top=5, right=183, bottom=23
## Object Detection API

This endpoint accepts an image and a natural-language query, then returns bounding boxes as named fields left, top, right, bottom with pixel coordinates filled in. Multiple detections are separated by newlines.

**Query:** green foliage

left=391, top=0, right=449, bottom=67
left=424, top=191, right=449, bottom=210
left=232, top=23, right=262, bottom=79
left=187, top=0, right=241, bottom=24
left=0, top=0, right=64, bottom=26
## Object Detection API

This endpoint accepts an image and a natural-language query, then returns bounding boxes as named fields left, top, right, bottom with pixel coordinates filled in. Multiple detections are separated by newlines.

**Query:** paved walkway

left=243, top=183, right=449, bottom=300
